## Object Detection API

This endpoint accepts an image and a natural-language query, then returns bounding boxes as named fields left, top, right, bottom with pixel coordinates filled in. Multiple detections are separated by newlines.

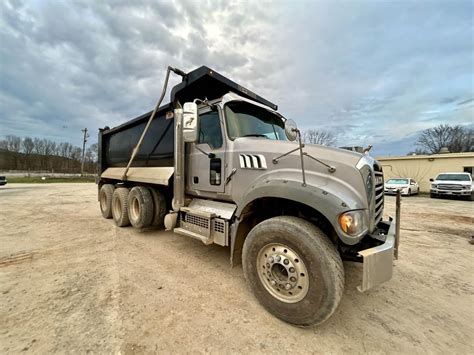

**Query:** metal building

left=376, top=152, right=474, bottom=193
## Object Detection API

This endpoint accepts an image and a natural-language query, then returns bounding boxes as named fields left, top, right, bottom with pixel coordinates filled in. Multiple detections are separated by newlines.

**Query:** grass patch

left=7, top=176, right=95, bottom=183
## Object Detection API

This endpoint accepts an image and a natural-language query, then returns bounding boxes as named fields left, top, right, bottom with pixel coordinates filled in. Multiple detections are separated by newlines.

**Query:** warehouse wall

left=376, top=153, right=474, bottom=192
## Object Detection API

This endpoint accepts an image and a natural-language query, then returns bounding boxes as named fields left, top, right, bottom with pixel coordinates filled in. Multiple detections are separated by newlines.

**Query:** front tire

left=242, top=216, right=344, bottom=326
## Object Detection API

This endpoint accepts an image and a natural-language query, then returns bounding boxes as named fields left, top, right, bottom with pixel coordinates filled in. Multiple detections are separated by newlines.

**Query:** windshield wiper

left=242, top=134, right=269, bottom=138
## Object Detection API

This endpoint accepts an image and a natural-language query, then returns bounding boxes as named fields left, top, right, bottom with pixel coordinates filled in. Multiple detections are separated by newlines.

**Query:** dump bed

left=100, top=105, right=174, bottom=172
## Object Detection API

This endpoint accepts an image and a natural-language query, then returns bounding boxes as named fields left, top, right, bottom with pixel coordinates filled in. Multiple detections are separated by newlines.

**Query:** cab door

left=187, top=107, right=226, bottom=193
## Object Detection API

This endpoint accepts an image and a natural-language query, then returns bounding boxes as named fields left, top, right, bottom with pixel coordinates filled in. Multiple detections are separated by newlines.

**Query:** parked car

left=384, top=178, right=419, bottom=196
left=430, top=172, right=473, bottom=200
left=0, top=176, right=7, bottom=186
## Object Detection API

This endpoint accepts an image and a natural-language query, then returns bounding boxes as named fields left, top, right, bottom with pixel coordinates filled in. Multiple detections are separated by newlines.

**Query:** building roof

left=376, top=152, right=474, bottom=161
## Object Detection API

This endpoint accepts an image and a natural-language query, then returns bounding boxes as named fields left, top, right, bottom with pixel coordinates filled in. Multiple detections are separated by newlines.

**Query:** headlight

left=431, top=184, right=437, bottom=189
left=339, top=210, right=368, bottom=237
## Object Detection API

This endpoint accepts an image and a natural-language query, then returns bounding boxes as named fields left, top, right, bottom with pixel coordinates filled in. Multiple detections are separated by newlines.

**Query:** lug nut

left=270, top=280, right=276, bottom=286
left=290, top=276, right=296, bottom=282
left=283, top=259, right=289, bottom=265
left=289, top=267, right=295, bottom=273
left=268, top=257, right=274, bottom=263
left=276, top=256, right=281, bottom=262
left=285, top=283, right=291, bottom=290
left=266, top=263, right=270, bottom=268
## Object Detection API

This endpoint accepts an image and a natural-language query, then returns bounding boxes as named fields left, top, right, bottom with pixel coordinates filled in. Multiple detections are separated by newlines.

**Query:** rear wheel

left=128, top=186, right=154, bottom=228
left=112, top=187, right=130, bottom=227
left=242, top=216, right=344, bottom=326
left=99, top=184, right=114, bottom=218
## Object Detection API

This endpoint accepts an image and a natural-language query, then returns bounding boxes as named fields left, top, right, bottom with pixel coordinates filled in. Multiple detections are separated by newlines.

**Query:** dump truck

left=97, top=66, right=400, bottom=326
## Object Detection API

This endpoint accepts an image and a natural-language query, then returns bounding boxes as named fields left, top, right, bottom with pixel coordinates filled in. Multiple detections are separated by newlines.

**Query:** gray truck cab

left=98, top=66, right=399, bottom=326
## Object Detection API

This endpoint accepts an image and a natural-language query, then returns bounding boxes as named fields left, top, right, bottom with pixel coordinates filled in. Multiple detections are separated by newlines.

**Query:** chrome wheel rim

left=257, top=243, right=309, bottom=303
left=130, top=197, right=140, bottom=221
left=100, top=192, right=107, bottom=211
left=113, top=197, right=121, bottom=216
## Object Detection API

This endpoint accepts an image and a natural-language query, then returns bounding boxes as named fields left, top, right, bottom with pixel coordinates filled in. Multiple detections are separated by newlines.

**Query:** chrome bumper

left=357, top=193, right=400, bottom=292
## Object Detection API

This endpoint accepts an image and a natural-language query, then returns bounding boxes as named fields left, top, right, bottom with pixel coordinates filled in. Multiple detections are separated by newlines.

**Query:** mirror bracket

left=274, top=119, right=336, bottom=186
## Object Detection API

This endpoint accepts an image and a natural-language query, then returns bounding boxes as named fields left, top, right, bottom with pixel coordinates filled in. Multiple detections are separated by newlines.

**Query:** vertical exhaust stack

left=172, top=108, right=185, bottom=211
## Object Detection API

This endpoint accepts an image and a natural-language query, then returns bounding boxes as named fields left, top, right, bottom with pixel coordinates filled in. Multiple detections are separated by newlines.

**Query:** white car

left=430, top=172, right=473, bottom=200
left=384, top=178, right=419, bottom=196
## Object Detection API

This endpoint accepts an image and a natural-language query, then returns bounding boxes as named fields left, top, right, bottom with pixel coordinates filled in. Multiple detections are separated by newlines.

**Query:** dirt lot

left=1, top=183, right=473, bottom=353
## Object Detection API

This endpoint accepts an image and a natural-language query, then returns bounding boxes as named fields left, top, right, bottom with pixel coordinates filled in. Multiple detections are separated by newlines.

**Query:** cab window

left=198, top=111, right=223, bottom=149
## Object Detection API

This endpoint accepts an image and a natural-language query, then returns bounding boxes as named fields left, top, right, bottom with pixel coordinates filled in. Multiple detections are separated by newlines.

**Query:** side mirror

left=429, top=178, right=434, bottom=182
left=284, top=119, right=298, bottom=141
left=183, top=102, right=198, bottom=142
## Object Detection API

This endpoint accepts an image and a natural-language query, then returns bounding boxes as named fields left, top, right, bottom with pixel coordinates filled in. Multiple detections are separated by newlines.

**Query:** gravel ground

left=1, top=183, right=473, bottom=354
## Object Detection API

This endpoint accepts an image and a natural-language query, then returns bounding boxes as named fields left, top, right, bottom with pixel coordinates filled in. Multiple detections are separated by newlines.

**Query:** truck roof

left=171, top=66, right=277, bottom=110
left=103, top=66, right=277, bottom=136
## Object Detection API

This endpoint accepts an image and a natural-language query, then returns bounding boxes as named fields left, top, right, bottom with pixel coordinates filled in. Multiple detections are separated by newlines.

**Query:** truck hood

left=233, top=138, right=363, bottom=169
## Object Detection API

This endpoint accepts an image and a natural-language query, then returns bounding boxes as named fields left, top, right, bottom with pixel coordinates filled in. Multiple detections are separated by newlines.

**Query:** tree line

left=412, top=124, right=473, bottom=154
left=301, top=124, right=473, bottom=155
left=0, top=135, right=98, bottom=173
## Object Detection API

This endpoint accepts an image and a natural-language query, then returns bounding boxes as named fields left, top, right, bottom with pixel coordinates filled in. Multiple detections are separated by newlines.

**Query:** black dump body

left=98, top=66, right=277, bottom=174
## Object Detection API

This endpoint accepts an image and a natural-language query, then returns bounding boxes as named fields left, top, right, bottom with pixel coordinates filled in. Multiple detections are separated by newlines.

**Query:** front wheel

left=242, top=216, right=344, bottom=326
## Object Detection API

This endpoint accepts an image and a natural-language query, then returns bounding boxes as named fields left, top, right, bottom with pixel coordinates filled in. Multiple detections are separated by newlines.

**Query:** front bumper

left=385, top=187, right=408, bottom=195
left=431, top=189, right=471, bottom=196
left=357, top=216, right=399, bottom=292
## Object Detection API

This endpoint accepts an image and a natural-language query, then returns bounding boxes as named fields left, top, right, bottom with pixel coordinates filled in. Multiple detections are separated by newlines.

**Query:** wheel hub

left=257, top=243, right=309, bottom=303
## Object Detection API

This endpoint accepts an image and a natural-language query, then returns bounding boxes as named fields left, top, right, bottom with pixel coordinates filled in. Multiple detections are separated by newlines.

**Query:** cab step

left=173, top=200, right=235, bottom=247
left=174, top=227, right=212, bottom=245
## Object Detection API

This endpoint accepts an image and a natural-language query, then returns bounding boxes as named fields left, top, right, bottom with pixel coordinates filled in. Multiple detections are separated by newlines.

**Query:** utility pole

left=81, top=128, right=89, bottom=175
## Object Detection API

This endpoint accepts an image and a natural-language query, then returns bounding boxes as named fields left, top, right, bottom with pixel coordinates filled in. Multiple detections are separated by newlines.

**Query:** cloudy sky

left=1, top=0, right=473, bottom=156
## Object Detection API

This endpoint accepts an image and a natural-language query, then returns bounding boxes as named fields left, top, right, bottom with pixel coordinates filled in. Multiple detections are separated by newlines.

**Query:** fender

left=230, top=176, right=367, bottom=266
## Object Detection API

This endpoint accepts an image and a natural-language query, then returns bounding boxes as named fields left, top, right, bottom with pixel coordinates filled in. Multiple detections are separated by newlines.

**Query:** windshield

left=224, top=101, right=286, bottom=140
left=436, top=174, right=471, bottom=181
left=386, top=179, right=409, bottom=184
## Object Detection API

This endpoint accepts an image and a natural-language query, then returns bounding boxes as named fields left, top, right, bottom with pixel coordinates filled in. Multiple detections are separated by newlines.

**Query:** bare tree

left=302, top=129, right=336, bottom=146
left=88, top=143, right=98, bottom=162
left=450, top=126, right=473, bottom=152
left=42, top=139, right=55, bottom=156
left=22, top=137, right=35, bottom=155
left=6, top=135, right=21, bottom=152
left=33, top=137, right=44, bottom=154
left=416, top=124, right=473, bottom=153
left=71, top=147, right=82, bottom=161
left=0, top=139, right=8, bottom=150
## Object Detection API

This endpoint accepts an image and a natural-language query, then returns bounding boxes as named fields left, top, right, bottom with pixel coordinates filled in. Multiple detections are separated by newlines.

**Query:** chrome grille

left=374, top=169, right=384, bottom=225
left=438, top=184, right=462, bottom=191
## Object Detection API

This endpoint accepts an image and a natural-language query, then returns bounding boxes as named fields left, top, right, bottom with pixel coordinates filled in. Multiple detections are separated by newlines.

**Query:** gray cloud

left=0, top=0, right=472, bottom=155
